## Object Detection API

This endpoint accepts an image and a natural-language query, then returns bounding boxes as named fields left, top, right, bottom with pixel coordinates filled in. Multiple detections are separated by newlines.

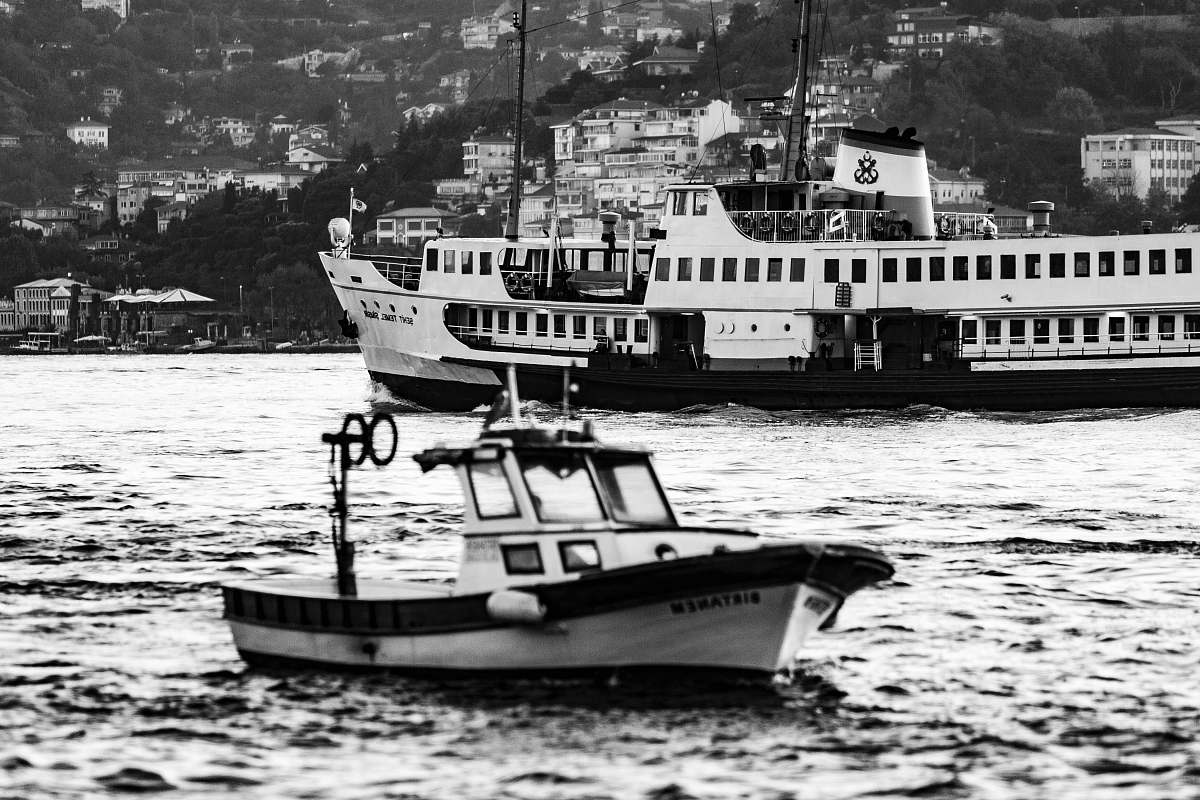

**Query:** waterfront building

left=1081, top=128, right=1195, bottom=201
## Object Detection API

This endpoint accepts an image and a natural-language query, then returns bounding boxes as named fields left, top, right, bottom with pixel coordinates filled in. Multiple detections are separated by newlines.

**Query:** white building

left=461, top=1, right=515, bottom=49
left=81, top=0, right=129, bottom=19
left=1081, top=128, right=1196, bottom=201
left=463, top=134, right=515, bottom=184
left=67, top=118, right=110, bottom=149
left=928, top=166, right=988, bottom=206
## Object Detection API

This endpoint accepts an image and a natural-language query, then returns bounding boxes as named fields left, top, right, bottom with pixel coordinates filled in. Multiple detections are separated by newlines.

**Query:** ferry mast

left=781, top=0, right=815, bottom=181
left=505, top=0, right=528, bottom=241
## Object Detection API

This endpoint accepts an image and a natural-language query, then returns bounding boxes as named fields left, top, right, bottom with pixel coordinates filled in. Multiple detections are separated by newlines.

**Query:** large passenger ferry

left=319, top=2, right=1200, bottom=412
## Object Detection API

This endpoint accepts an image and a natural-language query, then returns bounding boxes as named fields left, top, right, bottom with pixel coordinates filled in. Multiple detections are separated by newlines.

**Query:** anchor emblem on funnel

left=854, top=152, right=879, bottom=185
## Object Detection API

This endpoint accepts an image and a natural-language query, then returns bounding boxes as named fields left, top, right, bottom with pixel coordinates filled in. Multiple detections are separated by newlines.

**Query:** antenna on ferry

left=504, top=0, right=528, bottom=242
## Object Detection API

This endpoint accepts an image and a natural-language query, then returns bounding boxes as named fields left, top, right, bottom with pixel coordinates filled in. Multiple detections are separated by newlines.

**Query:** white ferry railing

left=445, top=324, right=651, bottom=355
left=724, top=209, right=997, bottom=243
left=969, top=335, right=1200, bottom=360
left=933, top=212, right=998, bottom=241
left=854, top=340, right=882, bottom=371
left=370, top=256, right=423, bottom=291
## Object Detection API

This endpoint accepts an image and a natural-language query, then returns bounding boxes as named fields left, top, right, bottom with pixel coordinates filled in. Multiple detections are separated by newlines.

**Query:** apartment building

left=1081, top=128, right=1196, bottom=201
left=463, top=134, right=515, bottom=184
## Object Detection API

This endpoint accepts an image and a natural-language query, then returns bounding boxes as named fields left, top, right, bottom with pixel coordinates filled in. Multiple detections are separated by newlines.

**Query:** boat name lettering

left=465, top=535, right=500, bottom=562
left=669, top=591, right=760, bottom=615
left=803, top=595, right=832, bottom=615
left=363, top=310, right=414, bottom=325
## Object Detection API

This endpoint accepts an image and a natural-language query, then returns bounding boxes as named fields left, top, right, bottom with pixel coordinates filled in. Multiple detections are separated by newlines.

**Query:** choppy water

left=2, top=354, right=1198, bottom=799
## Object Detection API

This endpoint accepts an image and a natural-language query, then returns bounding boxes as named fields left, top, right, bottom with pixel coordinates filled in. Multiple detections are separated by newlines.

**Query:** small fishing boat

left=222, top=370, right=893, bottom=680
left=178, top=337, right=216, bottom=353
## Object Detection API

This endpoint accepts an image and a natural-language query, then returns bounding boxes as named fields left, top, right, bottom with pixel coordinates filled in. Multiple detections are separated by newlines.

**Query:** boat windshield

left=468, top=460, right=519, bottom=519
left=519, top=452, right=605, bottom=523
left=592, top=453, right=673, bottom=525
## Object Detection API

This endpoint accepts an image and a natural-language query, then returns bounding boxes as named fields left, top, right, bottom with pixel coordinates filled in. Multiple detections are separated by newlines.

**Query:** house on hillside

left=630, top=46, right=700, bottom=77
left=287, top=144, right=341, bottom=173
left=461, top=1, right=515, bottom=49
left=66, top=118, right=110, bottom=149
left=373, top=207, right=459, bottom=249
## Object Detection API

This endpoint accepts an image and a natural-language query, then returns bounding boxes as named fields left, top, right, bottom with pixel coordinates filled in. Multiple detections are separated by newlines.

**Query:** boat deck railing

left=370, top=255, right=423, bottom=291
left=724, top=209, right=997, bottom=243
left=445, top=324, right=651, bottom=358
left=971, top=336, right=1200, bottom=360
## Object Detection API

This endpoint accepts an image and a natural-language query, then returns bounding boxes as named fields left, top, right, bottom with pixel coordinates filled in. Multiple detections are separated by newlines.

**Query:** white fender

left=486, top=590, right=546, bottom=624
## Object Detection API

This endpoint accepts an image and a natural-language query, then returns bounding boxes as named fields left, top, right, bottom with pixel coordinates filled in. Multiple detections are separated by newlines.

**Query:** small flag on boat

left=351, top=198, right=367, bottom=213
left=482, top=389, right=513, bottom=429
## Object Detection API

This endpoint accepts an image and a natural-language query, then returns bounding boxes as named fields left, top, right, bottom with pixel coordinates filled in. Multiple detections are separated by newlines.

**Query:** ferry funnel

left=833, top=128, right=935, bottom=239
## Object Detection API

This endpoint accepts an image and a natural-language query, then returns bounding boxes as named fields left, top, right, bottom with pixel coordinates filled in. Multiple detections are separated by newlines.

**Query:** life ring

left=815, top=317, right=830, bottom=339
left=937, top=215, right=953, bottom=237
left=757, top=213, right=774, bottom=232
left=780, top=213, right=797, bottom=232
left=887, top=222, right=903, bottom=240
left=803, top=212, right=818, bottom=232
left=872, top=214, right=886, bottom=234
left=739, top=214, right=755, bottom=233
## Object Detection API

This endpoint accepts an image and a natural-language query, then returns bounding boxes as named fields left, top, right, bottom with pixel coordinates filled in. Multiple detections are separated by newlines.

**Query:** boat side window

left=961, top=319, right=978, bottom=344
left=677, top=257, right=692, bottom=281
left=953, top=256, right=968, bottom=281
left=614, top=318, right=628, bottom=341
left=790, top=258, right=805, bottom=281
left=1084, top=317, right=1100, bottom=343
left=882, top=258, right=898, bottom=283
left=1033, top=319, right=1050, bottom=344
left=480, top=251, right=493, bottom=275
left=462, top=251, right=474, bottom=275
left=501, top=543, right=543, bottom=575
left=594, top=317, right=607, bottom=338
left=693, top=193, right=708, bottom=216
left=498, top=310, right=510, bottom=334
left=443, top=249, right=457, bottom=273
left=928, top=257, right=943, bottom=281
left=700, top=258, right=715, bottom=281
left=467, top=308, right=479, bottom=330
left=672, top=192, right=688, bottom=216
left=1159, top=315, right=1176, bottom=340
left=1184, top=314, right=1200, bottom=339
left=824, top=259, right=839, bottom=283
left=592, top=453, right=674, bottom=526
left=425, top=247, right=439, bottom=271
left=559, top=540, right=602, bottom=572
left=851, top=258, right=867, bottom=284
left=768, top=258, right=783, bottom=282
left=1099, top=251, right=1115, bottom=276
left=1149, top=249, right=1166, bottom=275
left=976, top=255, right=992, bottom=280
left=1074, top=253, right=1090, bottom=277
left=468, top=461, right=519, bottom=519
left=745, top=258, right=760, bottom=282
left=1124, top=251, right=1140, bottom=275
left=634, top=319, right=649, bottom=342
left=516, top=312, right=528, bottom=335
left=1049, top=253, right=1065, bottom=278
left=1000, top=254, right=1016, bottom=279
left=722, top=258, right=738, bottom=281
left=482, top=309, right=493, bottom=332
left=519, top=451, right=605, bottom=523
left=655, top=258, right=670, bottom=281
left=1176, top=249, right=1192, bottom=273
left=1025, top=254, right=1041, bottom=279
left=1132, top=315, right=1150, bottom=341
left=1109, top=317, right=1125, bottom=342
left=573, top=315, right=586, bottom=339
left=984, top=319, right=1001, bottom=345
left=553, top=314, right=566, bottom=338
left=1058, top=318, right=1074, bottom=343
left=535, top=314, right=548, bottom=337
left=1009, top=319, right=1026, bottom=344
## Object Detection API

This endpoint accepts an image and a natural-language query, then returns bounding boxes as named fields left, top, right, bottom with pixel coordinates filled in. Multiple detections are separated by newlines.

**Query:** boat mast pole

left=781, top=0, right=814, bottom=181
left=504, top=0, right=528, bottom=241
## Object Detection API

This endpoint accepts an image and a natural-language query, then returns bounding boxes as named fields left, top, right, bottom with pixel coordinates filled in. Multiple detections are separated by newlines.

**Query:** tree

left=1045, top=87, right=1103, bottom=137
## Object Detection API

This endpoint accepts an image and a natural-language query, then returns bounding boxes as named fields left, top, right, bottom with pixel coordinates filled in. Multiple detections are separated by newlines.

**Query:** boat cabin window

left=519, top=451, right=605, bottom=522
left=468, top=461, right=519, bottom=519
left=426, top=248, right=439, bottom=271
left=1177, top=249, right=1192, bottom=273
left=480, top=252, right=493, bottom=275
left=693, top=193, right=708, bottom=216
left=559, top=540, right=602, bottom=572
left=672, top=191, right=688, bottom=216
left=592, top=453, right=674, bottom=525
left=501, top=543, right=543, bottom=575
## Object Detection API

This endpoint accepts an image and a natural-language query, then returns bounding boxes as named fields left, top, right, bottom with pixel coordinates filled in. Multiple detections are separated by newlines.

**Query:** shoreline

left=0, top=344, right=361, bottom=356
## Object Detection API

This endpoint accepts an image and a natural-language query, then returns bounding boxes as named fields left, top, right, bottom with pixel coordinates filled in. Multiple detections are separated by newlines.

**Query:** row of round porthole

left=715, top=323, right=793, bottom=334
left=361, top=299, right=418, bottom=316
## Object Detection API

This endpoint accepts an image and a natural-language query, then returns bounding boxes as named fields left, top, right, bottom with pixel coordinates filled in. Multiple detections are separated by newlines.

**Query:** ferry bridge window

left=790, top=258, right=805, bottom=281
left=824, top=259, right=840, bottom=283
left=482, top=309, right=493, bottom=333
left=977, top=255, right=992, bottom=280
left=519, top=451, right=605, bottom=523
left=1009, top=319, right=1026, bottom=344
left=1185, top=315, right=1200, bottom=339
left=1109, top=317, right=1125, bottom=342
left=1074, top=253, right=1091, bottom=277
left=1149, top=249, right=1166, bottom=275
left=573, top=315, right=586, bottom=339
left=1124, top=251, right=1140, bottom=275
left=1099, top=251, right=1115, bottom=276
left=498, top=310, right=510, bottom=334
left=634, top=319, right=649, bottom=342
left=1049, top=253, right=1065, bottom=278
left=462, top=251, right=474, bottom=275
left=443, top=249, right=456, bottom=273
left=1132, top=315, right=1150, bottom=341
left=677, top=258, right=692, bottom=281
left=559, top=541, right=602, bottom=572
left=553, top=315, right=566, bottom=338
left=700, top=258, right=715, bottom=281
left=1176, top=249, right=1192, bottom=273
left=693, top=193, right=708, bottom=216
left=1033, top=318, right=1050, bottom=344
left=516, top=312, right=528, bottom=335
left=882, top=258, right=898, bottom=283
left=1058, top=318, right=1074, bottom=343
left=594, top=317, right=607, bottom=338
left=1084, top=317, right=1100, bottom=343
left=593, top=453, right=674, bottom=526
left=672, top=192, right=688, bottom=216
left=655, top=258, right=670, bottom=281
left=928, top=257, right=944, bottom=281
left=1000, top=254, right=1016, bottom=279
left=535, top=314, right=548, bottom=337
left=722, top=258, right=738, bottom=281
left=480, top=252, right=493, bottom=275
left=953, top=256, right=969, bottom=281
left=961, top=319, right=978, bottom=344
left=1159, top=315, right=1176, bottom=340
left=984, top=319, right=1001, bottom=345
left=746, top=258, right=761, bottom=282
left=425, top=248, right=439, bottom=271
left=468, top=461, right=518, bottom=519
left=851, top=258, right=867, bottom=284
left=614, top=318, right=628, bottom=341
left=768, top=258, right=783, bottom=282
left=1025, top=254, right=1041, bottom=279
left=501, top=543, right=543, bottom=575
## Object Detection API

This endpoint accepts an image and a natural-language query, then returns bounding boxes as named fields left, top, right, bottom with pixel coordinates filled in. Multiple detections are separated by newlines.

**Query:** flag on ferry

left=351, top=198, right=367, bottom=213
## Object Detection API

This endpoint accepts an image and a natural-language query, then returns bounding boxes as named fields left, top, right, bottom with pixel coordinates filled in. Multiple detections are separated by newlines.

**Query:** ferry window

left=745, top=258, right=761, bottom=282
left=467, top=307, right=478, bottom=330
left=1132, top=315, right=1150, bottom=341
left=1000, top=254, right=1016, bottom=279
left=501, top=543, right=543, bottom=575
left=443, top=249, right=456, bottom=273
left=1099, top=251, right=1115, bottom=276
left=516, top=312, right=528, bottom=335
left=929, top=257, right=944, bottom=281
left=953, top=256, right=969, bottom=281
left=1159, top=315, right=1176, bottom=340
left=480, top=252, right=493, bottom=275
left=693, top=193, right=708, bottom=216
left=1109, top=317, right=1125, bottom=342
left=498, top=310, right=510, bottom=334
left=468, top=461, right=518, bottom=519
left=425, top=248, right=439, bottom=271
left=594, top=317, right=607, bottom=338
left=722, top=258, right=738, bottom=281
left=984, top=319, right=1001, bottom=345
left=519, top=451, right=604, bottom=523
left=1084, top=317, right=1100, bottom=343
left=634, top=319, right=649, bottom=342
left=1049, top=253, right=1065, bottom=278
left=1025, top=254, right=1041, bottom=279
left=700, top=258, right=715, bottom=281
left=593, top=453, right=674, bottom=526
left=677, top=258, right=692, bottom=281
left=482, top=309, right=493, bottom=333
left=1074, top=253, right=1090, bottom=277
left=790, top=258, right=805, bottom=281
left=851, top=258, right=867, bottom=284
left=461, top=251, right=474, bottom=275
left=1058, top=318, right=1074, bottom=343
left=1184, top=315, right=1200, bottom=339
left=1033, top=319, right=1050, bottom=344
left=824, top=259, right=839, bottom=283
left=768, top=258, right=783, bottom=282
left=1009, top=319, right=1026, bottom=344
left=1176, top=249, right=1192, bottom=273
left=672, top=192, right=688, bottom=216
left=535, top=314, right=548, bottom=336
left=961, top=319, right=978, bottom=344
left=655, top=258, right=670, bottom=281
left=882, top=258, right=898, bottom=283
left=559, top=540, right=602, bottom=572
left=1124, top=251, right=1140, bottom=275
left=1149, top=249, right=1166, bottom=275
left=614, top=318, right=628, bottom=341
left=553, top=314, right=566, bottom=338
left=573, top=315, right=586, bottom=339
left=977, top=255, right=992, bottom=280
